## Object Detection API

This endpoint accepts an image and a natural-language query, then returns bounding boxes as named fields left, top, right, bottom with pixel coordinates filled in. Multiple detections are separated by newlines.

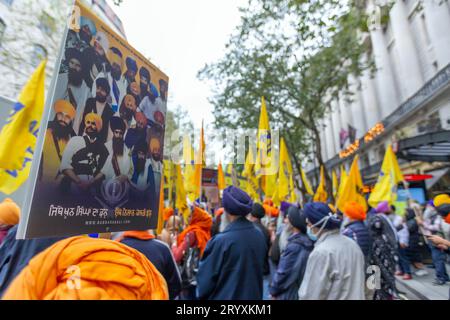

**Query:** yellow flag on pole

left=332, top=170, right=339, bottom=200
left=368, top=145, right=404, bottom=208
left=337, top=165, right=348, bottom=202
left=313, top=166, right=328, bottom=203
left=300, top=168, right=314, bottom=196
left=217, top=162, right=225, bottom=191
left=175, top=164, right=190, bottom=224
left=243, top=148, right=259, bottom=201
left=276, top=138, right=296, bottom=204
left=337, top=155, right=367, bottom=212
left=192, top=123, right=205, bottom=201
left=0, top=60, right=46, bottom=195
left=183, top=135, right=196, bottom=202
left=254, top=97, right=276, bottom=197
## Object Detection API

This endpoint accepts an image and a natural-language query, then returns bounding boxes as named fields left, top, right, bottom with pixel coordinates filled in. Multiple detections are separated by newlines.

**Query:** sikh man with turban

left=119, top=94, right=137, bottom=128
left=82, top=32, right=110, bottom=88
left=78, top=77, right=114, bottom=143
left=66, top=16, right=97, bottom=53
left=125, top=112, right=148, bottom=150
left=172, top=205, right=212, bottom=300
left=42, top=100, right=77, bottom=182
left=123, top=57, right=138, bottom=87
left=2, top=237, right=169, bottom=300
left=298, top=202, right=365, bottom=300
left=196, top=186, right=267, bottom=300
left=341, top=201, right=371, bottom=259
left=129, top=139, right=156, bottom=197
left=55, top=48, right=91, bottom=125
left=59, top=112, right=109, bottom=195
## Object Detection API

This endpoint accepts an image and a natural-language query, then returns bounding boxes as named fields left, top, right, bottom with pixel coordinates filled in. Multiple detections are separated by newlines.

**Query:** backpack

left=179, top=245, right=201, bottom=289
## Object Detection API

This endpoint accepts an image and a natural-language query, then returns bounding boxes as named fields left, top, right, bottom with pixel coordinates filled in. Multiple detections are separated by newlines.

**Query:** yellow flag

left=156, top=175, right=165, bottom=235
left=332, top=170, right=339, bottom=199
left=254, top=97, right=276, bottom=197
left=217, top=162, right=225, bottom=191
left=225, top=163, right=233, bottom=187
left=313, top=166, right=328, bottom=202
left=175, top=164, right=190, bottom=224
left=182, top=135, right=196, bottom=202
left=368, top=145, right=404, bottom=208
left=163, top=160, right=175, bottom=205
left=192, top=123, right=205, bottom=201
left=0, top=61, right=46, bottom=195
left=242, top=148, right=259, bottom=200
left=300, top=168, right=314, bottom=196
left=337, top=155, right=367, bottom=212
left=276, top=138, right=295, bottom=203
left=337, top=165, right=348, bottom=202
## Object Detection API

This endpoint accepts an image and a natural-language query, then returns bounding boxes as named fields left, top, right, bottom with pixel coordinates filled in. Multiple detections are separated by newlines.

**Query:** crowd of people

left=0, top=186, right=449, bottom=300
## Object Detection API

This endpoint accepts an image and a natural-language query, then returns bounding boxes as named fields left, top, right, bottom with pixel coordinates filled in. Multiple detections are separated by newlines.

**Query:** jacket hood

left=289, top=232, right=314, bottom=251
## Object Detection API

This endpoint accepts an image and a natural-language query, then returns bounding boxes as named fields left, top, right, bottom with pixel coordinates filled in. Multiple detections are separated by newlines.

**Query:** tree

left=0, top=0, right=71, bottom=97
left=198, top=0, right=374, bottom=202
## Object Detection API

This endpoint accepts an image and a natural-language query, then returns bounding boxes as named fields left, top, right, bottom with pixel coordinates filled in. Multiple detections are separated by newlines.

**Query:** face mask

left=307, top=227, right=318, bottom=242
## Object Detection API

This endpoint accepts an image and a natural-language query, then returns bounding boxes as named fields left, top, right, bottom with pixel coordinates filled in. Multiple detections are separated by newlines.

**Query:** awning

left=397, top=131, right=450, bottom=162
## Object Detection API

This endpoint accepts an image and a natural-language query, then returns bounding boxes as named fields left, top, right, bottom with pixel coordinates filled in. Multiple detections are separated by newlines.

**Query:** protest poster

left=18, top=0, right=168, bottom=238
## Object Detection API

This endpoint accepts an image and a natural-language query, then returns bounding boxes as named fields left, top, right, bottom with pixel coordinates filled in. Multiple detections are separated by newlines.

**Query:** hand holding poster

left=18, top=0, right=169, bottom=238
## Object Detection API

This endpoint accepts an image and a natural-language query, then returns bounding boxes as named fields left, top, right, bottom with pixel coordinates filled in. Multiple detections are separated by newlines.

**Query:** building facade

left=306, top=0, right=450, bottom=197
left=0, top=0, right=125, bottom=99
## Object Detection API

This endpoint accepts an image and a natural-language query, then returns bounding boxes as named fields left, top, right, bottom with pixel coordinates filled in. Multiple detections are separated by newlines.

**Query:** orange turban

left=163, top=207, right=174, bottom=221
left=215, top=208, right=224, bottom=218
left=84, top=113, right=103, bottom=132
left=177, top=206, right=212, bottom=256
left=135, top=112, right=148, bottom=126
left=343, top=201, right=366, bottom=221
left=0, top=198, right=20, bottom=226
left=2, top=237, right=168, bottom=300
left=54, top=100, right=76, bottom=121
left=150, top=138, right=161, bottom=153
left=263, top=198, right=274, bottom=207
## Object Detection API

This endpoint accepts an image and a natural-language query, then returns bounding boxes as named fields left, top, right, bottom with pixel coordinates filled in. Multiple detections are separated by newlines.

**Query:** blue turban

left=222, top=186, right=253, bottom=216
left=80, top=16, right=97, bottom=36
left=126, top=57, right=138, bottom=72
left=280, top=201, right=293, bottom=215
left=304, top=202, right=342, bottom=230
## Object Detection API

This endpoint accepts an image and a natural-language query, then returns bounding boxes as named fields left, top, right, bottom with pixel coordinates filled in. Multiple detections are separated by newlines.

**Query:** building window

left=39, top=12, right=56, bottom=36
left=0, top=18, right=5, bottom=45
left=377, top=145, right=386, bottom=163
left=0, top=0, right=14, bottom=7
left=31, top=44, right=47, bottom=67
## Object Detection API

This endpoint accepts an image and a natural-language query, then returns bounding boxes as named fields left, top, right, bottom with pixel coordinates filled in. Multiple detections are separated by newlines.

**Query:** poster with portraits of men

left=18, top=0, right=168, bottom=238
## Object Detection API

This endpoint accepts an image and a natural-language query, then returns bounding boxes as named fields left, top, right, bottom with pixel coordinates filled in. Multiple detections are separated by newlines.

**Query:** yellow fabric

left=42, top=130, right=69, bottom=181
left=224, top=163, right=234, bottom=188
left=54, top=100, right=76, bottom=120
left=275, top=138, right=296, bottom=204
left=337, top=165, right=348, bottom=202
left=192, top=124, right=205, bottom=201
left=84, top=112, right=103, bottom=132
left=254, top=97, right=276, bottom=197
left=0, top=198, right=20, bottom=226
left=313, top=166, right=328, bottom=203
left=175, top=164, right=190, bottom=224
left=242, top=148, right=259, bottom=201
left=332, top=170, right=339, bottom=200
left=163, top=160, right=174, bottom=205
left=337, top=155, right=368, bottom=212
left=368, top=145, right=404, bottom=208
left=0, top=60, right=46, bottom=171
left=434, top=194, right=450, bottom=207
left=2, top=237, right=169, bottom=300
left=217, top=162, right=226, bottom=191
left=182, top=135, right=197, bottom=202
left=300, top=168, right=314, bottom=196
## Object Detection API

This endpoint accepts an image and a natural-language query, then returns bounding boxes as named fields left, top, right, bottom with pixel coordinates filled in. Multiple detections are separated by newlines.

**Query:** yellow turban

left=434, top=194, right=450, bottom=207
left=0, top=198, right=20, bottom=226
left=84, top=113, right=103, bottom=132
left=2, top=237, right=169, bottom=300
left=150, top=138, right=161, bottom=153
left=54, top=100, right=76, bottom=121
left=107, top=49, right=123, bottom=69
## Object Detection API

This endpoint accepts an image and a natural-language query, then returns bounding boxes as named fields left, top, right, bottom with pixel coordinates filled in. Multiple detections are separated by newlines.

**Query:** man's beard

left=120, top=106, right=133, bottom=122
left=125, top=72, right=135, bottom=83
left=96, top=94, right=107, bottom=104
left=68, top=68, right=83, bottom=87
left=219, top=212, right=231, bottom=233
left=111, top=66, right=121, bottom=81
left=86, top=129, right=98, bottom=140
left=52, top=121, right=72, bottom=139
left=113, top=137, right=124, bottom=156
left=79, top=30, right=92, bottom=44
left=136, top=157, right=146, bottom=174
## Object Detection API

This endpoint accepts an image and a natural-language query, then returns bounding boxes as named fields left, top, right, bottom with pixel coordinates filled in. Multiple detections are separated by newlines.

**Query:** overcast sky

left=106, top=0, right=248, bottom=130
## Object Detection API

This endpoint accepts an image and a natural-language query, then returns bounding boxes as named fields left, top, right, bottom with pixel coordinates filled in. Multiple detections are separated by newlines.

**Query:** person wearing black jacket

left=249, top=203, right=271, bottom=276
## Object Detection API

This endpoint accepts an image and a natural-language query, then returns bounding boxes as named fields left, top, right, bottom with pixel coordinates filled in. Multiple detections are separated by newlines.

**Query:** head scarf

left=119, top=230, right=155, bottom=242
left=287, top=206, right=307, bottom=234
left=84, top=113, right=103, bottom=132
left=343, top=201, right=367, bottom=221
left=376, top=201, right=390, bottom=214
left=54, top=100, right=76, bottom=121
left=2, top=237, right=168, bottom=300
left=304, top=202, right=342, bottom=231
left=251, top=203, right=265, bottom=219
left=222, top=186, right=253, bottom=216
left=0, top=199, right=20, bottom=226
left=163, top=208, right=174, bottom=222
left=177, top=206, right=212, bottom=256
left=110, top=116, right=126, bottom=132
